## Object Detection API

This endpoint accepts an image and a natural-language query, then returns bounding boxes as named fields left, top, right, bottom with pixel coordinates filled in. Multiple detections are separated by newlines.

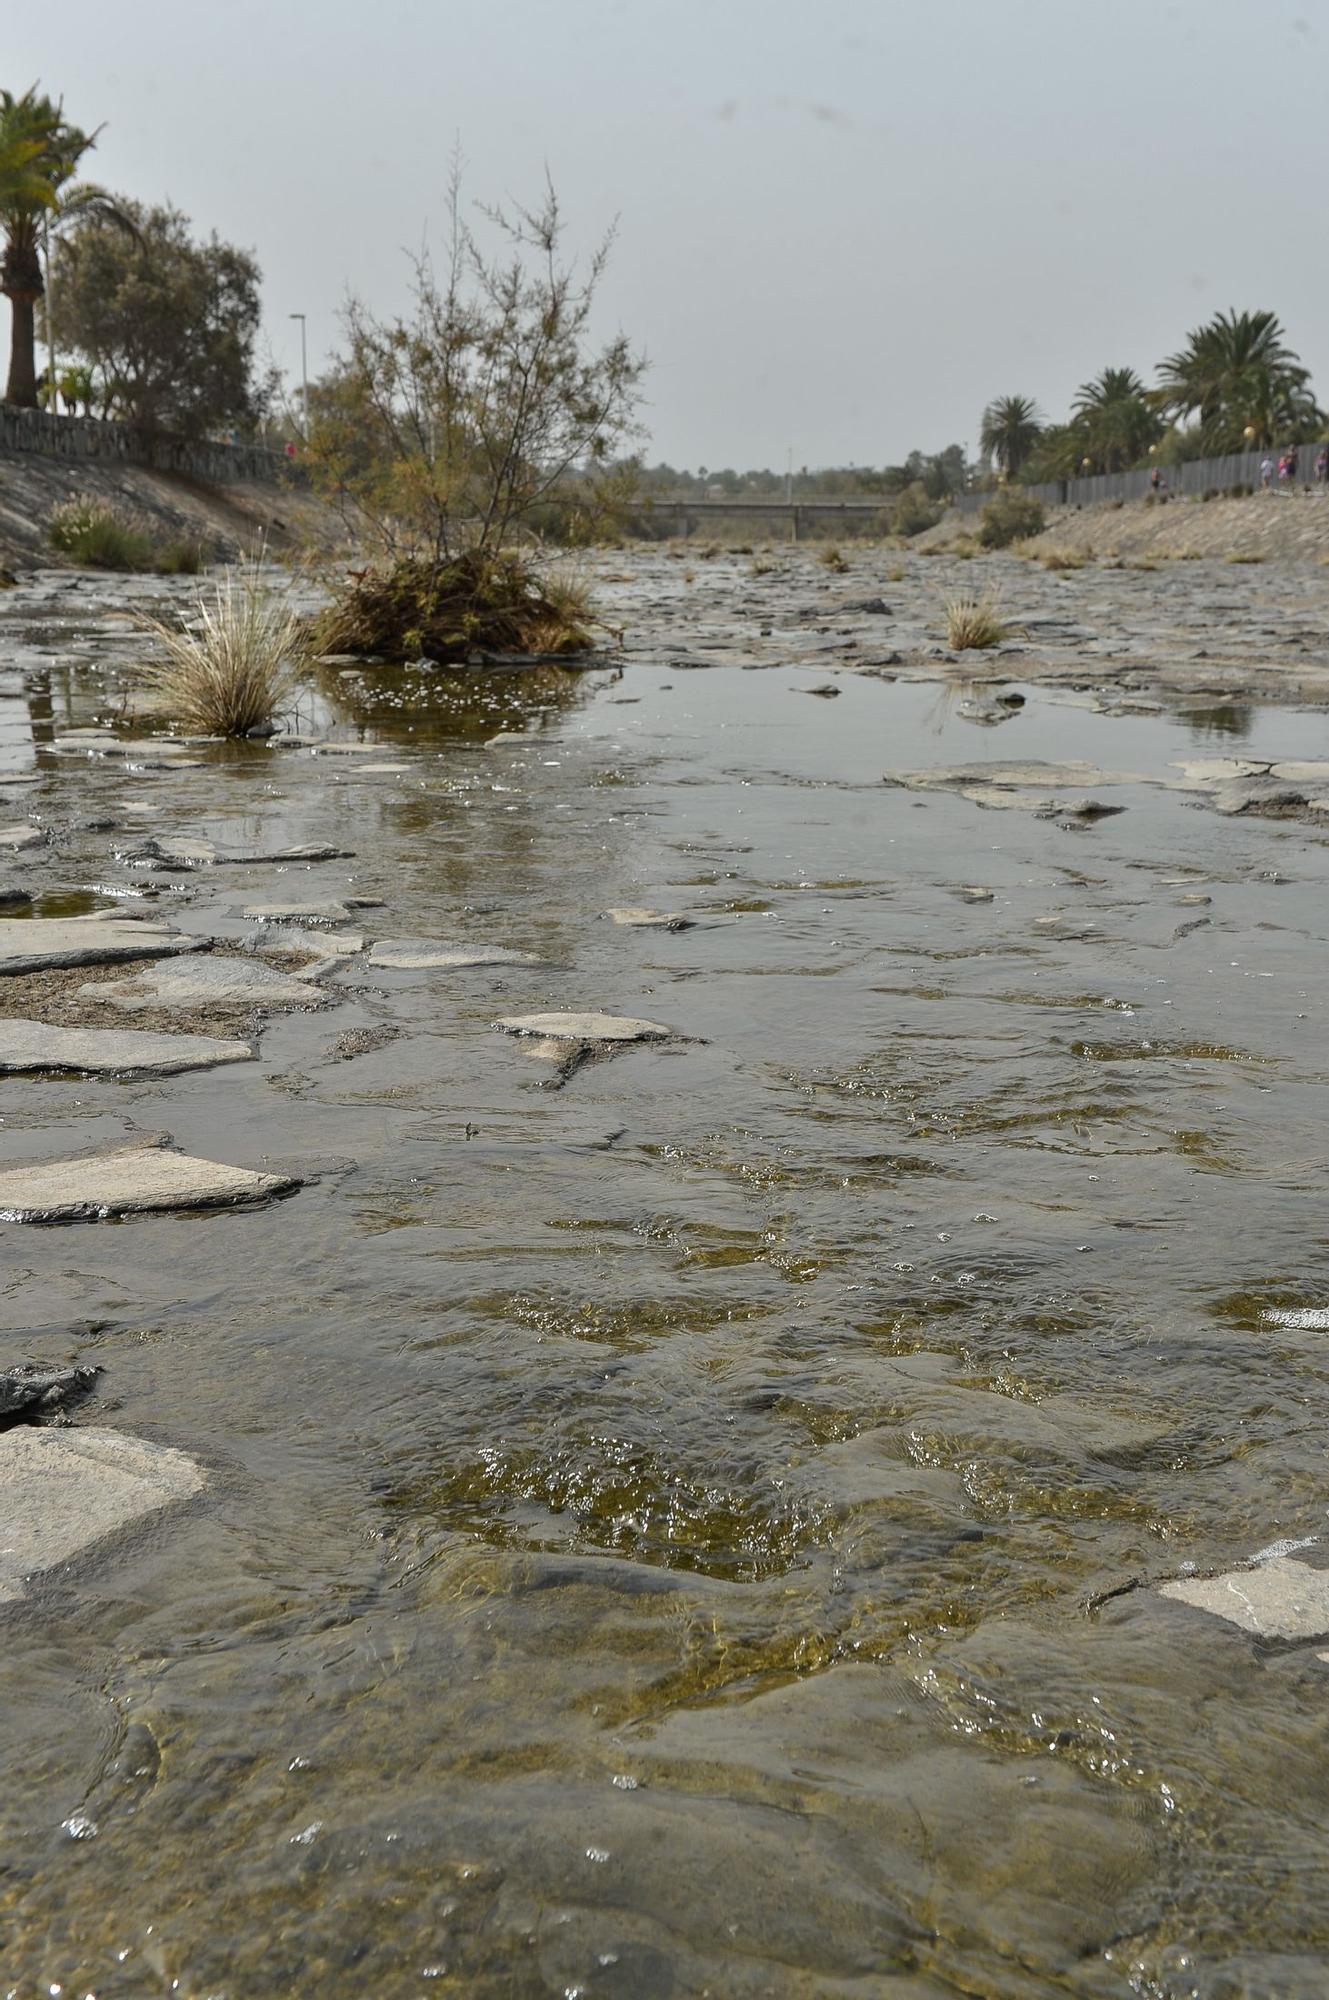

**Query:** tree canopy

left=51, top=200, right=267, bottom=436
left=979, top=395, right=1044, bottom=478
left=1, top=84, right=128, bottom=407
left=310, top=167, right=645, bottom=559
left=1155, top=309, right=1321, bottom=450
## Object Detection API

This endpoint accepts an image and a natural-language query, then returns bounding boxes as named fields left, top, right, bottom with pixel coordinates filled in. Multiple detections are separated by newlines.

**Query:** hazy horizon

left=6, top=0, right=1329, bottom=469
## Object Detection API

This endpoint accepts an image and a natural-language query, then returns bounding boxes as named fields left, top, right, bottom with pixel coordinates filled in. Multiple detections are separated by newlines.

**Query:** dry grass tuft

left=137, top=565, right=304, bottom=735
left=1040, top=549, right=1085, bottom=571
left=943, top=591, right=1006, bottom=650
left=1225, top=550, right=1265, bottom=564
left=887, top=563, right=906, bottom=583
left=818, top=545, right=849, bottom=572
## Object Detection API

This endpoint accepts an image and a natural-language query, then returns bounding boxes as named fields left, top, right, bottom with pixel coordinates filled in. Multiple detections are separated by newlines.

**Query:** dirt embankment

left=1028, top=491, right=1329, bottom=563
left=0, top=447, right=349, bottom=571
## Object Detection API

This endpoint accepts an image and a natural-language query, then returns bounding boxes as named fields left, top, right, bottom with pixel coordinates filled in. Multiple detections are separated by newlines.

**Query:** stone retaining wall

left=0, top=407, right=302, bottom=487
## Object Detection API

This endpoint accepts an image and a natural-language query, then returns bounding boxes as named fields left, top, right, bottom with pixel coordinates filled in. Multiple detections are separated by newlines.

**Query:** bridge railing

left=0, top=406, right=303, bottom=487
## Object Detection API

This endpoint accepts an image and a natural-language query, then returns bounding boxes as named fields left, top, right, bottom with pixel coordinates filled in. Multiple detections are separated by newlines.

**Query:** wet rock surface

left=367, top=937, right=539, bottom=969
left=0, top=1361, right=100, bottom=1425
left=1160, top=1556, right=1329, bottom=1641
left=0, top=1428, right=204, bottom=1604
left=0, top=916, right=203, bottom=975
left=0, top=1017, right=253, bottom=1075
left=0, top=1140, right=299, bottom=1222
left=86, top=953, right=333, bottom=1014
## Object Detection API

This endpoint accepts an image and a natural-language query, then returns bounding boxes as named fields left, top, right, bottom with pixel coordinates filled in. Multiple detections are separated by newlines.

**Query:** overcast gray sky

left=6, top=0, right=1328, bottom=469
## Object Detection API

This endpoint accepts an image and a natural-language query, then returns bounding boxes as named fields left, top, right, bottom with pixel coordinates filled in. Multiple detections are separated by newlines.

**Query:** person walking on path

left=1315, top=447, right=1328, bottom=486
left=1261, top=455, right=1274, bottom=490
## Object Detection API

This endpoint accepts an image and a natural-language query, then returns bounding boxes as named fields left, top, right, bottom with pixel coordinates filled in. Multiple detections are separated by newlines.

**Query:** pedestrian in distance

left=1261, top=455, right=1274, bottom=489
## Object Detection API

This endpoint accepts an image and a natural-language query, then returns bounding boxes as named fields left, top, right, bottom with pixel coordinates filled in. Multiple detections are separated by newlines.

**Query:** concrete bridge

left=638, top=496, right=895, bottom=538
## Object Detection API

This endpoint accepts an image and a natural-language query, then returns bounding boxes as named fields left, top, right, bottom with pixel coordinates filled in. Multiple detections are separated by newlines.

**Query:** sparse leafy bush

left=136, top=564, right=303, bottom=734
left=48, top=496, right=154, bottom=570
left=48, top=496, right=208, bottom=574
left=978, top=490, right=1046, bottom=549
left=890, top=484, right=943, bottom=537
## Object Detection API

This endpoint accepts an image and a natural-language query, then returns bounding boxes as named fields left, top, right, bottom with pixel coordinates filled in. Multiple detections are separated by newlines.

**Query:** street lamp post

left=289, top=313, right=309, bottom=442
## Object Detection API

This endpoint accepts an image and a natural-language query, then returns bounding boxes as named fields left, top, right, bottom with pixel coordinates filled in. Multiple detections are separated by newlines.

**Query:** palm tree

left=1155, top=310, right=1320, bottom=449
left=1070, top=366, right=1162, bottom=472
left=0, top=86, right=129, bottom=409
left=979, top=394, right=1044, bottom=478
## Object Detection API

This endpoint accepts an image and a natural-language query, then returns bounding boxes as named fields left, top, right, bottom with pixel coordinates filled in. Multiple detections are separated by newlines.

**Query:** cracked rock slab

left=125, top=836, right=354, bottom=870
left=85, top=954, right=333, bottom=1013
left=368, top=938, right=540, bottom=970
left=1159, top=1556, right=1329, bottom=1641
left=0, top=1427, right=204, bottom=1605
left=496, top=1011, right=675, bottom=1043
left=0, top=1143, right=299, bottom=1224
left=0, top=1018, right=253, bottom=1076
left=239, top=898, right=382, bottom=927
left=0, top=918, right=202, bottom=977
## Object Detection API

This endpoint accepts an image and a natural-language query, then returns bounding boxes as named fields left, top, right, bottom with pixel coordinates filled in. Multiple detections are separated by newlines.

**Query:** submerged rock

left=0, top=1018, right=254, bottom=1076
left=0, top=1427, right=204, bottom=1605
left=86, top=954, right=333, bottom=1013
left=606, top=908, right=696, bottom=931
left=0, top=823, right=45, bottom=851
left=0, top=1140, right=299, bottom=1223
left=0, top=917, right=202, bottom=977
left=1160, top=1556, right=1329, bottom=1641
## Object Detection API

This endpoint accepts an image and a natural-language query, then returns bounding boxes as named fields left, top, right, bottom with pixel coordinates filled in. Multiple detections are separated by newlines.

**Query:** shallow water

left=2, top=556, right=1329, bottom=1996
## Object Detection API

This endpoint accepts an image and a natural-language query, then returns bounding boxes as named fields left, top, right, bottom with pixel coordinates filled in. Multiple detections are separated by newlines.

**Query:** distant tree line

left=981, top=311, right=1324, bottom=484
left=632, top=445, right=970, bottom=503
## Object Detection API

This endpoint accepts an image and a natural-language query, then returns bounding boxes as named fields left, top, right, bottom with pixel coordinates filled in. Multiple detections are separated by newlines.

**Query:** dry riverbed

left=1, top=547, right=1328, bottom=1996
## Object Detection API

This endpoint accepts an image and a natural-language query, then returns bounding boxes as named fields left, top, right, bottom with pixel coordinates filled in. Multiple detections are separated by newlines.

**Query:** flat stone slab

left=0, top=1427, right=204, bottom=1604
left=0, top=1362, right=100, bottom=1424
left=85, top=954, right=332, bottom=1013
left=126, top=836, right=354, bottom=870
left=496, top=1011, right=674, bottom=1043
left=252, top=928, right=365, bottom=961
left=606, top=907, right=696, bottom=931
left=885, top=761, right=1149, bottom=814
left=1160, top=1556, right=1329, bottom=1641
left=0, top=1018, right=253, bottom=1076
left=0, top=1142, right=299, bottom=1223
left=0, top=918, right=202, bottom=976
left=239, top=898, right=381, bottom=927
left=368, top=938, right=540, bottom=970
left=0, top=824, right=44, bottom=852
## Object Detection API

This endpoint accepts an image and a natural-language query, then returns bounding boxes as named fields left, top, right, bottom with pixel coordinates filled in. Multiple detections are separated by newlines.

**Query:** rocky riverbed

left=1, top=547, right=1329, bottom=1996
